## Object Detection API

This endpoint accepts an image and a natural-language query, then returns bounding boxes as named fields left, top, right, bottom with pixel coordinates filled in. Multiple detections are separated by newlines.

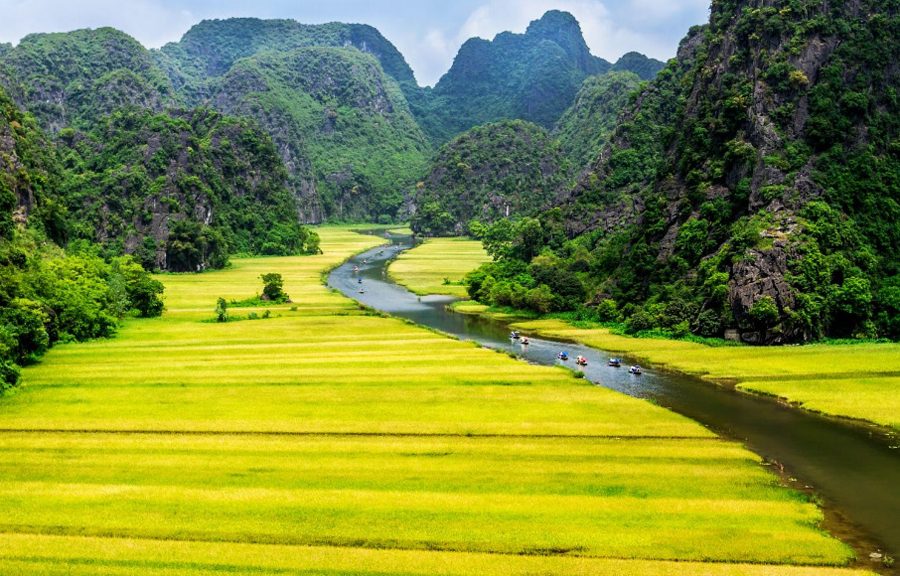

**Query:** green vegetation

left=58, top=106, right=317, bottom=270
left=0, top=27, right=175, bottom=131
left=0, top=228, right=866, bottom=573
left=410, top=11, right=663, bottom=143
left=388, top=237, right=489, bottom=297
left=511, top=319, right=900, bottom=430
left=459, top=0, right=899, bottom=344
left=411, top=121, right=567, bottom=235
left=210, top=46, right=430, bottom=222
left=0, top=88, right=164, bottom=392
left=156, top=18, right=417, bottom=103
left=555, top=71, right=642, bottom=170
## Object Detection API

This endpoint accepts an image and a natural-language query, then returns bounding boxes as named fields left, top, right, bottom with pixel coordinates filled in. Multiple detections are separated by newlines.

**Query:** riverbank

left=507, top=318, right=900, bottom=433
left=0, top=227, right=873, bottom=575
left=387, top=236, right=488, bottom=297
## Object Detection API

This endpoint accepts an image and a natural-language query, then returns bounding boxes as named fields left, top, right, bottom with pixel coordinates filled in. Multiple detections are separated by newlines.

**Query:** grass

left=512, top=319, right=900, bottom=430
left=388, top=237, right=489, bottom=297
left=0, top=228, right=873, bottom=574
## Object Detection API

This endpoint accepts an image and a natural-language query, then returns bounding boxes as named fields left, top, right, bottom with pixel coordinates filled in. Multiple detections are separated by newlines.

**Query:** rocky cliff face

left=0, top=87, right=63, bottom=240
left=561, top=0, right=899, bottom=342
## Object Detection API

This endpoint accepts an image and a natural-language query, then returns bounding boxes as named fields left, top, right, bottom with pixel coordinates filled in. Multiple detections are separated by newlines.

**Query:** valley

left=0, top=228, right=878, bottom=575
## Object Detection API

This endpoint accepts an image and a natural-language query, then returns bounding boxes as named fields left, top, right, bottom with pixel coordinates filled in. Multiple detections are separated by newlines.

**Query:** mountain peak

left=524, top=11, right=603, bottom=75
left=525, top=10, right=581, bottom=37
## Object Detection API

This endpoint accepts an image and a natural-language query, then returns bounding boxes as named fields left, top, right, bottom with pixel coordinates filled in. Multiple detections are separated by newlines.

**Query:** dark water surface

left=328, top=231, right=900, bottom=568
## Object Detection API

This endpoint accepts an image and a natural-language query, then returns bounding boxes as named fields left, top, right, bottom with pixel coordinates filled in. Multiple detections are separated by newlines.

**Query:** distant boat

left=629, top=365, right=642, bottom=375
left=608, top=358, right=621, bottom=367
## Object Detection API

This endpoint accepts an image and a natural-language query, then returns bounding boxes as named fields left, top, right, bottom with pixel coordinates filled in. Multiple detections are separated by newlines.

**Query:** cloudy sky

left=0, top=0, right=710, bottom=86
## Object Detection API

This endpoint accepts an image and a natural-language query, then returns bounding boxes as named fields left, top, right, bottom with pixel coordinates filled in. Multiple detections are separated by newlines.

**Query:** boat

left=608, top=358, right=621, bottom=367
left=629, top=365, right=642, bottom=375
left=510, top=331, right=520, bottom=340
left=521, top=337, right=530, bottom=345
left=557, top=352, right=569, bottom=361
left=575, top=356, right=588, bottom=367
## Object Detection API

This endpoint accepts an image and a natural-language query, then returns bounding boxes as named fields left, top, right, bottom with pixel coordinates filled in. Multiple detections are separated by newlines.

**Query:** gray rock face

left=727, top=243, right=800, bottom=343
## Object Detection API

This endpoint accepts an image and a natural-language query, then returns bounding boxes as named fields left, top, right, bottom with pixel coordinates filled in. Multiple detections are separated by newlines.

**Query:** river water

left=328, top=231, right=900, bottom=568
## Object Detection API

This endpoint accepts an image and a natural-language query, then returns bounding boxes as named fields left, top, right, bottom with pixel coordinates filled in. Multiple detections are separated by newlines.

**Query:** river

left=328, top=230, right=900, bottom=571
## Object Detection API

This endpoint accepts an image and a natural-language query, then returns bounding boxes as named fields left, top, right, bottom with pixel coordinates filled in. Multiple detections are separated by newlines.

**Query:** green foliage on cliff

left=156, top=18, right=417, bottom=103
left=466, top=0, right=900, bottom=343
left=555, top=71, right=643, bottom=171
left=410, top=11, right=664, bottom=143
left=210, top=47, right=430, bottom=222
left=411, top=121, right=567, bottom=236
left=58, top=107, right=318, bottom=271
left=0, top=91, right=164, bottom=391
left=0, top=27, right=175, bottom=131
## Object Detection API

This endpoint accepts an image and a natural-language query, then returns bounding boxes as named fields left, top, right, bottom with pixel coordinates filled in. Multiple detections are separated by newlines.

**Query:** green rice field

left=0, top=228, right=874, bottom=574
left=512, top=319, right=900, bottom=431
left=388, top=236, right=488, bottom=297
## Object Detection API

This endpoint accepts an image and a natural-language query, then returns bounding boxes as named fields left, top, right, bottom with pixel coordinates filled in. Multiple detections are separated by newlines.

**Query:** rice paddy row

left=0, top=228, right=872, bottom=574
left=387, top=236, right=489, bottom=297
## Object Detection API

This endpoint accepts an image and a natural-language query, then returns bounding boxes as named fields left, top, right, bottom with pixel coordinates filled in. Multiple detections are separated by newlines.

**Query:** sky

left=0, top=0, right=710, bottom=86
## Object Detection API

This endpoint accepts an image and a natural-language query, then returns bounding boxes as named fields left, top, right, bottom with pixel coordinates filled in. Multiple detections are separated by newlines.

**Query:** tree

left=749, top=296, right=780, bottom=333
left=215, top=297, right=228, bottom=323
left=113, top=256, right=164, bottom=317
left=260, top=273, right=289, bottom=303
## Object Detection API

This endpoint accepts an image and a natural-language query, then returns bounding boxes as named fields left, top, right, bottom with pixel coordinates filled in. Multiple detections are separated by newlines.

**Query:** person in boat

left=576, top=355, right=588, bottom=366
left=629, top=365, right=642, bottom=374
left=358, top=277, right=363, bottom=284
left=521, top=337, right=530, bottom=345
left=608, top=358, right=621, bottom=367
left=558, top=351, right=569, bottom=361
left=510, top=331, right=520, bottom=340
left=352, top=265, right=359, bottom=272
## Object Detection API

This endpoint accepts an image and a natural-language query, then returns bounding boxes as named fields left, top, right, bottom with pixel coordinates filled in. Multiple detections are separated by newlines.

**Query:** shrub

left=215, top=297, right=228, bottom=323
left=260, top=273, right=289, bottom=303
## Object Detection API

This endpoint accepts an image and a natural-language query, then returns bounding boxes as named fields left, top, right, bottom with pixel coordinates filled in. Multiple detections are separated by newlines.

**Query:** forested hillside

left=0, top=28, right=175, bottom=132
left=209, top=47, right=430, bottom=222
left=411, top=11, right=663, bottom=142
left=157, top=19, right=430, bottom=222
left=465, top=0, right=900, bottom=343
left=555, top=71, right=643, bottom=171
left=0, top=88, right=164, bottom=391
left=411, top=121, right=566, bottom=235
left=58, top=107, right=318, bottom=271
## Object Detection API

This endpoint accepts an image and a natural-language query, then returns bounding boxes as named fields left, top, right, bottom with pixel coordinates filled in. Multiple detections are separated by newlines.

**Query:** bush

left=595, top=299, right=619, bottom=322
left=0, top=359, right=19, bottom=392
left=260, top=273, right=289, bottom=303
left=215, top=297, right=228, bottom=323
left=749, top=296, right=780, bottom=329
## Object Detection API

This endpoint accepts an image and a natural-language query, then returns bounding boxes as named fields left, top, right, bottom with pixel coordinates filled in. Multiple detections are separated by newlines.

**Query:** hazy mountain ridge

left=412, top=11, right=664, bottom=142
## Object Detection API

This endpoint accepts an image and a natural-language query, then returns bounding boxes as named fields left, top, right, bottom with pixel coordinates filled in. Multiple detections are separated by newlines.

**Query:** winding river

left=328, top=230, right=900, bottom=568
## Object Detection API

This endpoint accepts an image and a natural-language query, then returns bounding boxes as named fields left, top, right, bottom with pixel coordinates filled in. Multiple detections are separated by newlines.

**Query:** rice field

left=388, top=237, right=489, bottom=297
left=0, top=228, right=874, bottom=575
left=513, top=319, right=900, bottom=430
